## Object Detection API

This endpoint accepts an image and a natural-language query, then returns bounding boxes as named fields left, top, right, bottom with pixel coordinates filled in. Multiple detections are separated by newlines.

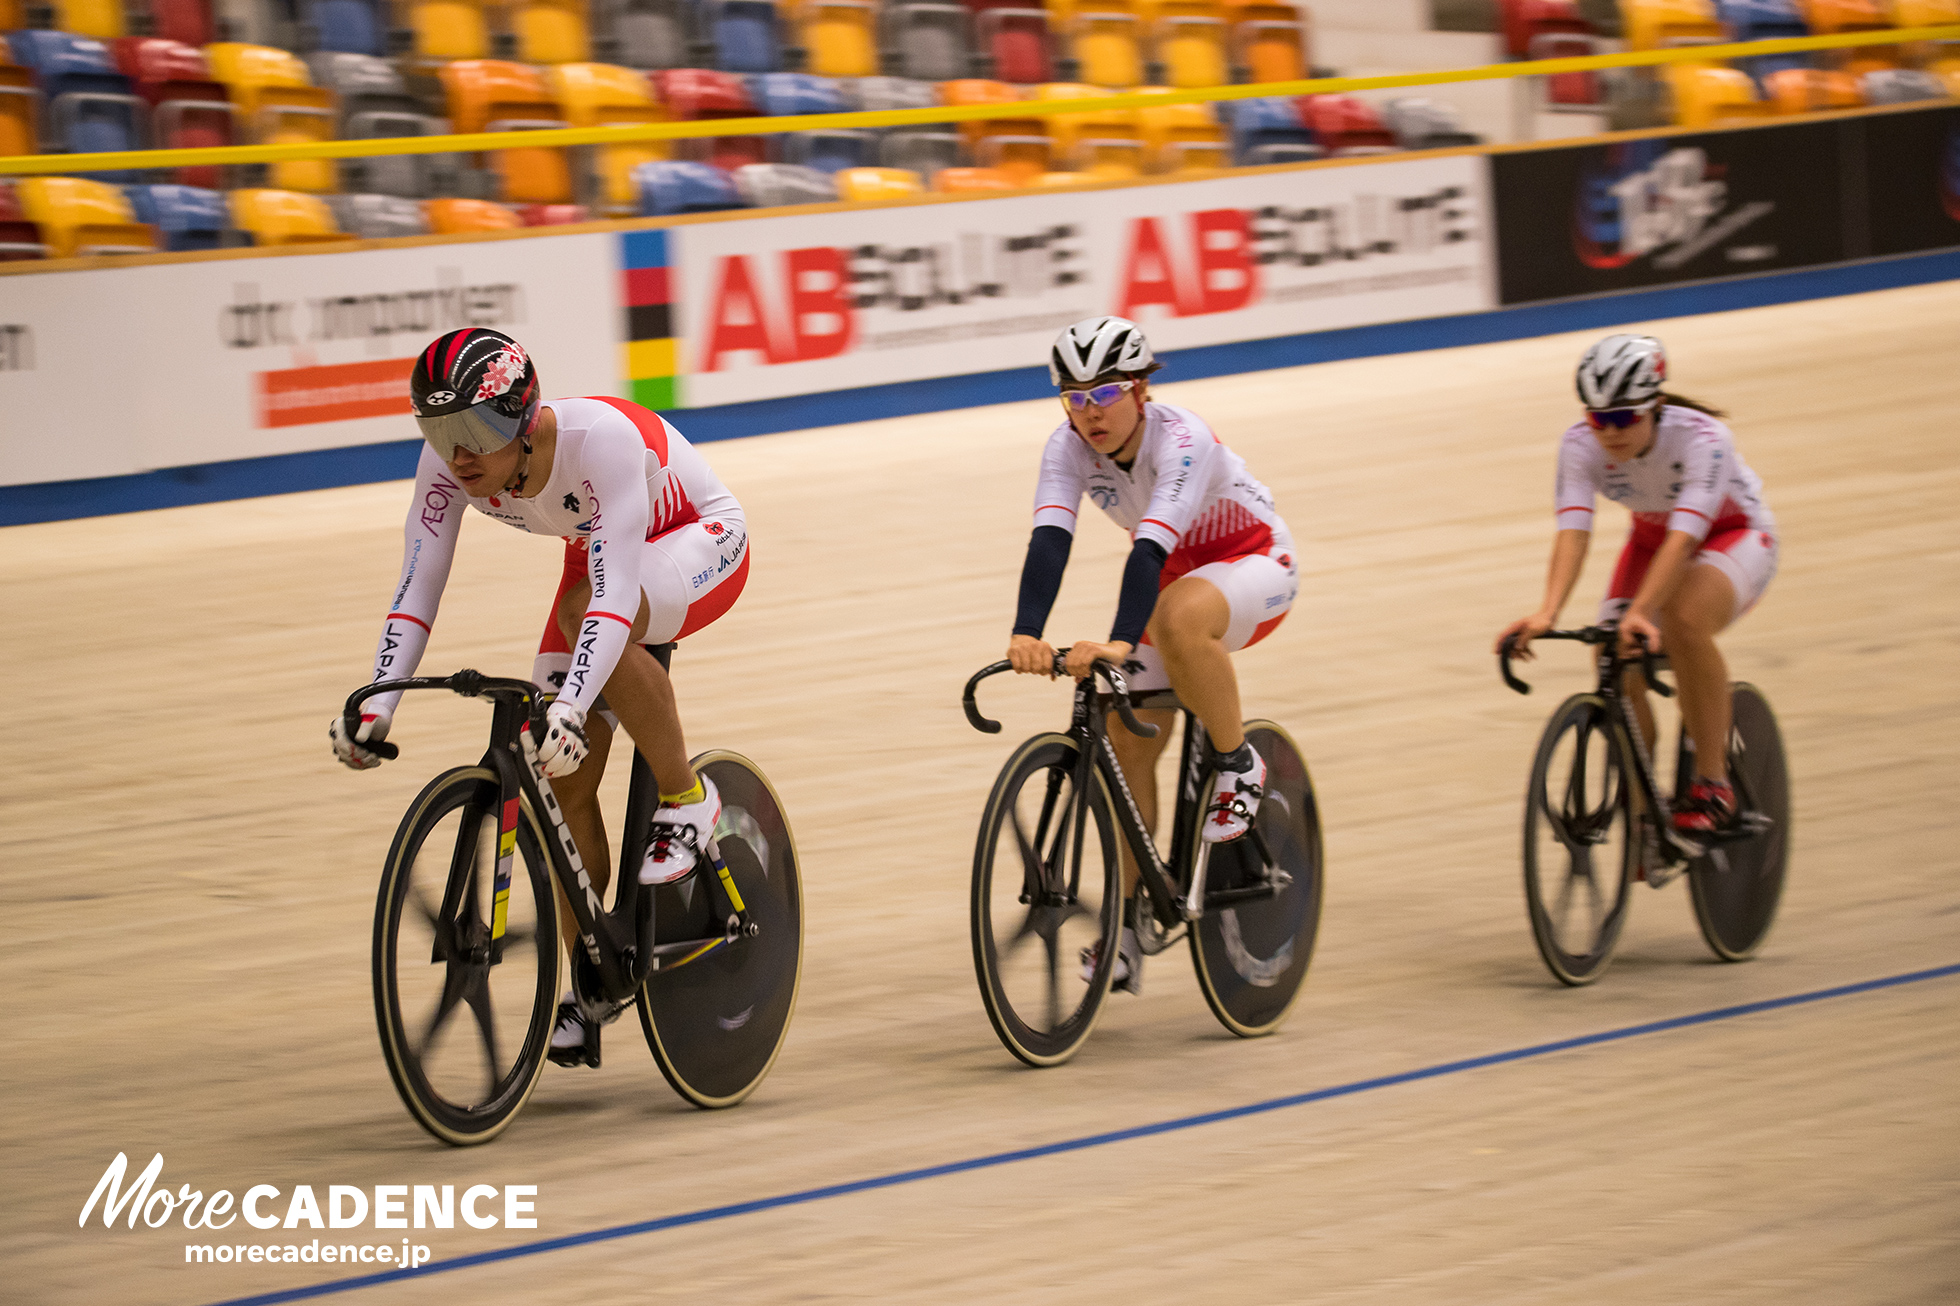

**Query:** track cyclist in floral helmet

left=329, top=327, right=751, bottom=1067
left=1496, top=333, right=1779, bottom=838
left=1007, top=316, right=1299, bottom=993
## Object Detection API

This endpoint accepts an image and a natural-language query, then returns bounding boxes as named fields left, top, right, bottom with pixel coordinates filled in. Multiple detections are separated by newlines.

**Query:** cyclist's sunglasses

left=1584, top=403, right=1656, bottom=430
left=1060, top=379, right=1138, bottom=411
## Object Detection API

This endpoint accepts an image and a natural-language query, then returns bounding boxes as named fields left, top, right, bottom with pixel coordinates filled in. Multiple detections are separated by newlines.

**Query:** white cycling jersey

left=1554, top=405, right=1776, bottom=548
left=1032, top=401, right=1292, bottom=569
left=368, top=396, right=741, bottom=716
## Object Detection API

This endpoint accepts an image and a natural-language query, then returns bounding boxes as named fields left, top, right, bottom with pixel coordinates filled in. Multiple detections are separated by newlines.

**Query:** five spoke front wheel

left=1522, top=696, right=1638, bottom=986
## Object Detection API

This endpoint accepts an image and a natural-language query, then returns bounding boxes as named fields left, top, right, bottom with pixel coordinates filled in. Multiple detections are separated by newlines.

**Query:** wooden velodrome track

left=3, top=280, right=1956, bottom=1305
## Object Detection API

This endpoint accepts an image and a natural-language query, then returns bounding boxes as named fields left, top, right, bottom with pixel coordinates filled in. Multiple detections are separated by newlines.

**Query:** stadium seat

left=112, top=39, right=234, bottom=188
left=16, top=176, right=157, bottom=256
left=0, top=181, right=49, bottom=259
left=929, top=163, right=1013, bottom=188
left=1296, top=94, right=1396, bottom=154
left=1134, top=94, right=1226, bottom=171
left=7, top=32, right=146, bottom=172
left=440, top=59, right=574, bottom=202
left=753, top=72, right=875, bottom=170
left=229, top=187, right=347, bottom=242
left=846, top=74, right=940, bottom=108
left=122, top=182, right=230, bottom=248
left=881, top=3, right=978, bottom=80
left=1666, top=61, right=1774, bottom=123
left=1067, top=8, right=1146, bottom=88
left=301, top=0, right=388, bottom=56
left=633, top=157, right=745, bottom=211
left=510, top=0, right=593, bottom=63
left=697, top=0, right=787, bottom=73
left=1225, top=0, right=1309, bottom=83
left=1621, top=0, right=1725, bottom=47
left=972, top=7, right=1053, bottom=83
left=653, top=67, right=766, bottom=169
left=834, top=164, right=923, bottom=198
left=593, top=0, right=696, bottom=70
left=517, top=201, right=591, bottom=221
left=1227, top=94, right=1319, bottom=163
left=1149, top=2, right=1231, bottom=89
left=326, top=191, right=432, bottom=235
left=1890, top=0, right=1960, bottom=71
left=732, top=159, right=838, bottom=203
left=939, top=78, right=1051, bottom=179
left=1802, top=0, right=1899, bottom=72
left=0, top=53, right=41, bottom=162
left=150, top=0, right=217, bottom=46
left=423, top=195, right=524, bottom=228
left=1760, top=64, right=1863, bottom=107
left=310, top=52, right=452, bottom=197
left=549, top=61, right=668, bottom=214
left=1859, top=66, right=1949, bottom=99
left=1034, top=80, right=1141, bottom=171
left=404, top=0, right=495, bottom=62
left=1382, top=96, right=1482, bottom=147
left=205, top=44, right=339, bottom=193
left=1500, top=0, right=1591, bottom=55
left=1717, top=0, right=1814, bottom=87
left=798, top=0, right=880, bottom=76
left=880, top=127, right=964, bottom=175
left=50, top=0, right=128, bottom=40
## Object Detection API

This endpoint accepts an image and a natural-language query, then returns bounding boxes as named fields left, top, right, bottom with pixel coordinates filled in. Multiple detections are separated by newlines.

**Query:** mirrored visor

left=415, top=403, right=523, bottom=461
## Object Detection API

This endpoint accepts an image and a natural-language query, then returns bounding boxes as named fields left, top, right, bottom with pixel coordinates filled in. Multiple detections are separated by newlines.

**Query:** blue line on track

left=199, top=961, right=1960, bottom=1306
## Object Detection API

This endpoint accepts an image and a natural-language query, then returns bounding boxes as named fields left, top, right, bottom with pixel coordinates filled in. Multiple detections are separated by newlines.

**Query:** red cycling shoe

left=1673, top=778, right=1737, bottom=835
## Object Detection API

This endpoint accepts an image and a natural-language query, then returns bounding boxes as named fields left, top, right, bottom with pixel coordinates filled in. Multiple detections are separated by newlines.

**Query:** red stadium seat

left=113, top=39, right=235, bottom=189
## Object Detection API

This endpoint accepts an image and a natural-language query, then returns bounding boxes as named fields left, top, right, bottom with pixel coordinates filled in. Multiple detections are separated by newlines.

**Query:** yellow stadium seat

left=15, top=177, right=156, bottom=258
left=52, top=0, right=126, bottom=37
left=205, top=44, right=338, bottom=193
left=1150, top=1, right=1231, bottom=88
left=548, top=62, right=670, bottom=216
left=801, top=0, right=880, bottom=77
left=514, top=0, right=591, bottom=64
left=423, top=197, right=525, bottom=231
left=1031, top=81, right=1144, bottom=171
left=0, top=0, right=21, bottom=30
left=1135, top=94, right=1226, bottom=172
left=931, top=166, right=1017, bottom=191
left=1036, top=170, right=1095, bottom=185
left=834, top=166, right=925, bottom=200
left=1621, top=0, right=1725, bottom=49
left=1802, top=0, right=1900, bottom=72
left=1665, top=63, right=1774, bottom=125
left=1071, top=11, right=1147, bottom=87
left=408, top=0, right=495, bottom=61
left=440, top=60, right=573, bottom=204
left=1762, top=66, right=1866, bottom=110
left=0, top=60, right=35, bottom=160
left=228, top=188, right=349, bottom=245
left=939, top=78, right=1043, bottom=151
left=1231, top=8, right=1309, bottom=83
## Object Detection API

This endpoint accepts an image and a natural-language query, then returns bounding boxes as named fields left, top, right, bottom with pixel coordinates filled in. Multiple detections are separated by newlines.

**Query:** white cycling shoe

left=640, top=775, right=721, bottom=885
left=1203, top=744, right=1267, bottom=843
left=1079, top=926, right=1143, bottom=995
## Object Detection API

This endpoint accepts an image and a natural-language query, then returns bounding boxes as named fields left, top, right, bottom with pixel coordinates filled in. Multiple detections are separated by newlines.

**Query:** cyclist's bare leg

left=1107, top=707, right=1176, bottom=898
left=1658, top=563, right=1738, bottom=784
left=1148, top=576, right=1244, bottom=754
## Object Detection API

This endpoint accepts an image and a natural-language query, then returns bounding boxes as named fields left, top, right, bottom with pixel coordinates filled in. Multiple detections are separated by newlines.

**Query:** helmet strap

left=506, top=438, right=533, bottom=496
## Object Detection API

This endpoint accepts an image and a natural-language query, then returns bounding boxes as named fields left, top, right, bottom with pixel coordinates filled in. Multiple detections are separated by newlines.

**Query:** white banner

left=0, top=235, right=617, bottom=488
left=673, top=154, right=1496, bottom=408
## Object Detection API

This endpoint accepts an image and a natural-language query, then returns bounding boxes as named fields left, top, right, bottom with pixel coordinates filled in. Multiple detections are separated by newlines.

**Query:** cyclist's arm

left=365, top=446, right=464, bottom=716
left=1014, top=428, right=1089, bottom=640
left=558, top=424, right=654, bottom=714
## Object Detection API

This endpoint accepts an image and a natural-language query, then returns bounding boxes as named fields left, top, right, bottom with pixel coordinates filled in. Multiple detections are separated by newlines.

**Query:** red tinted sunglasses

left=1584, top=404, right=1654, bottom=430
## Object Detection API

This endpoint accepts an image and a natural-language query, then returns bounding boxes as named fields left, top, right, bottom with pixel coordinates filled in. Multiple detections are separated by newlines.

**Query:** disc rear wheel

left=1684, top=683, right=1790, bottom=961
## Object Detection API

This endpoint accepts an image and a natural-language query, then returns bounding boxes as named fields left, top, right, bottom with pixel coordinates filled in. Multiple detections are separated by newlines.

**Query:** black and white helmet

left=1049, top=316, right=1154, bottom=386
left=1575, top=334, right=1666, bottom=409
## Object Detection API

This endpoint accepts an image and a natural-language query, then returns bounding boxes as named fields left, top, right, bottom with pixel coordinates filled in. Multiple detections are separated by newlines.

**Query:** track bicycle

left=1499, top=625, right=1790, bottom=986
left=962, top=655, right=1324, bottom=1066
left=342, top=655, right=802, bottom=1145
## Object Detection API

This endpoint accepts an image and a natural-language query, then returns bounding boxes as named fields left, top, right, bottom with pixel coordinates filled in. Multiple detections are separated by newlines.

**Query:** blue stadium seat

left=634, top=159, right=748, bottom=213
left=750, top=72, right=875, bottom=170
left=701, top=0, right=789, bottom=73
left=5, top=32, right=146, bottom=179
left=304, top=0, right=388, bottom=56
left=122, top=183, right=230, bottom=250
left=1226, top=97, right=1322, bottom=167
left=1716, top=0, right=1813, bottom=89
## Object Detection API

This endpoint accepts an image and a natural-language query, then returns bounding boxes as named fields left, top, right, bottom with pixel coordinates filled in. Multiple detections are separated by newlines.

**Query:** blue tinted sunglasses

left=1060, top=379, right=1138, bottom=411
left=1585, top=403, right=1654, bottom=430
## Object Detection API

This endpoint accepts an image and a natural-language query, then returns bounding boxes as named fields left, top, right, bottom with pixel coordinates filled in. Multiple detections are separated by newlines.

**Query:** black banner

left=1857, top=104, right=1960, bottom=258
left=1494, top=120, right=1850, bottom=305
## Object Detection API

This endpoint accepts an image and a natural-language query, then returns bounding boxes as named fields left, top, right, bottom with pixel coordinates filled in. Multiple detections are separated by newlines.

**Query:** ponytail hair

left=1660, top=392, right=1727, bottom=419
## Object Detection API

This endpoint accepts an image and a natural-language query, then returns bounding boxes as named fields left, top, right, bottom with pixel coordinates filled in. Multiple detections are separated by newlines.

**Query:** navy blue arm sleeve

left=1012, top=525, right=1074, bottom=638
left=1109, top=539, right=1168, bottom=648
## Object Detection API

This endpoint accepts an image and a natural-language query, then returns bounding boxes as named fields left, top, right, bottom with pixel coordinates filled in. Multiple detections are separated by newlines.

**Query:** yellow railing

left=0, top=25, right=1955, bottom=176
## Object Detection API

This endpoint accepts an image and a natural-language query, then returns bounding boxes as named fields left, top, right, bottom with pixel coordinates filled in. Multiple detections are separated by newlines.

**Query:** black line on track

left=201, top=961, right=1960, bottom=1306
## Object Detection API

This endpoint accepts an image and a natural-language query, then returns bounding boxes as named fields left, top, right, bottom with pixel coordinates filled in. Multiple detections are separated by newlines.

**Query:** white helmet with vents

left=1049, top=316, right=1155, bottom=386
left=1575, top=334, right=1666, bottom=409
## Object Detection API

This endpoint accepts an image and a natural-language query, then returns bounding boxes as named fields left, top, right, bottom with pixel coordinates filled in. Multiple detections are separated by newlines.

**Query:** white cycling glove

left=537, top=700, right=590, bottom=778
left=330, top=706, right=393, bottom=771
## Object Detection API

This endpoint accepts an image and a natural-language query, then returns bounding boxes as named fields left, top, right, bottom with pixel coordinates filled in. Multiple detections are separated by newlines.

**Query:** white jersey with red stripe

left=1032, top=401, right=1292, bottom=569
left=368, top=396, right=739, bottom=716
left=1554, top=406, right=1776, bottom=549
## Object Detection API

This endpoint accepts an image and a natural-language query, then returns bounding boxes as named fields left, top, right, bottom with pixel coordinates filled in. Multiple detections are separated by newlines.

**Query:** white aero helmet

left=1049, top=316, right=1154, bottom=386
left=1575, top=334, right=1666, bottom=409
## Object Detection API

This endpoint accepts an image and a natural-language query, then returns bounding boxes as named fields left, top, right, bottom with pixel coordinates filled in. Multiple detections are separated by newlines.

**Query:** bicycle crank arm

left=1204, top=873, right=1293, bottom=909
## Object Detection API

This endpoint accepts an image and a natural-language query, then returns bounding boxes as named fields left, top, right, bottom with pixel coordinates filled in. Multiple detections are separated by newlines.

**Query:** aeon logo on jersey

left=1572, top=143, right=1770, bottom=271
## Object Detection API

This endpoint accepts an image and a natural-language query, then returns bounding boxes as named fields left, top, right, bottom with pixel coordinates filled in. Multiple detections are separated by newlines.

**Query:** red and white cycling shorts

left=1597, top=526, right=1777, bottom=626
left=1124, top=539, right=1299, bottom=692
left=532, top=512, right=750, bottom=699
